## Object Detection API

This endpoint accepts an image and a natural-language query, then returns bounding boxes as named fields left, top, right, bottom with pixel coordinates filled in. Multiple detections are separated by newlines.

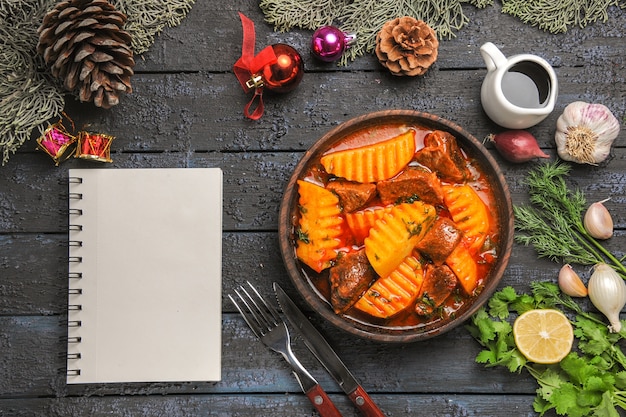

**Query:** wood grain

left=1, top=0, right=624, bottom=416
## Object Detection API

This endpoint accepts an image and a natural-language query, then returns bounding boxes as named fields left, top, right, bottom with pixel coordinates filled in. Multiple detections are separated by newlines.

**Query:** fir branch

left=501, top=0, right=626, bottom=34
left=113, top=0, right=195, bottom=55
left=337, top=0, right=475, bottom=65
left=463, top=0, right=494, bottom=8
left=259, top=0, right=348, bottom=31
left=0, top=0, right=194, bottom=165
left=0, top=0, right=64, bottom=165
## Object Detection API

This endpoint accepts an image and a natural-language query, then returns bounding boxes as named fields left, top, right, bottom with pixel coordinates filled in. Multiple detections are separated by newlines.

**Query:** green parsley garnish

left=295, top=228, right=310, bottom=243
left=467, top=282, right=626, bottom=416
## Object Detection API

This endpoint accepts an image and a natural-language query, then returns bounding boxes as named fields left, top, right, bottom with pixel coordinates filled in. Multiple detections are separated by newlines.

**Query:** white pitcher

left=480, top=42, right=558, bottom=129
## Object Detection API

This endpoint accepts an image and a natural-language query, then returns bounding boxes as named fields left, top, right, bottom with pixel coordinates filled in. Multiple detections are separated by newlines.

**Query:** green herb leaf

left=467, top=284, right=626, bottom=416
left=514, top=162, right=626, bottom=278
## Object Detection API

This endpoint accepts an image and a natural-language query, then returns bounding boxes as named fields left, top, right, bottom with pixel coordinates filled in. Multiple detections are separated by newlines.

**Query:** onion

left=587, top=263, right=626, bottom=333
left=488, top=130, right=550, bottom=163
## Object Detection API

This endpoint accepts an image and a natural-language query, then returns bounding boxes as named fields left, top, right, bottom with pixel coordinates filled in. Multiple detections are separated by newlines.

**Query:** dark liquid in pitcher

left=501, top=62, right=551, bottom=108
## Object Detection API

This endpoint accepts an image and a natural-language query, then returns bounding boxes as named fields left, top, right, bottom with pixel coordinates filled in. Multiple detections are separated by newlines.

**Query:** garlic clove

left=587, top=263, right=626, bottom=333
left=558, top=264, right=587, bottom=297
left=584, top=198, right=614, bottom=240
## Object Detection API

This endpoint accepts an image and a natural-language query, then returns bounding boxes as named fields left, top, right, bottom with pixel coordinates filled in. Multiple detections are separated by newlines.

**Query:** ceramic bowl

left=278, top=110, right=514, bottom=342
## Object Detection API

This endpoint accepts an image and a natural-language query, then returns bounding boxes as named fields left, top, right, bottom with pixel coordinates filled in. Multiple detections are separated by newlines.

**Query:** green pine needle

left=259, top=0, right=625, bottom=66
left=501, top=0, right=626, bottom=34
left=0, top=0, right=194, bottom=165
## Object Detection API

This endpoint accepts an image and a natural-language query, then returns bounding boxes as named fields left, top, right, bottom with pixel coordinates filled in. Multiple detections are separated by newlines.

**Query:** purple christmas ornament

left=311, top=26, right=355, bottom=62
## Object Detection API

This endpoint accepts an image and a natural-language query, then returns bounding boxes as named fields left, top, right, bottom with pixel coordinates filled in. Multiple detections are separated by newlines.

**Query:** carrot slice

left=295, top=180, right=345, bottom=273
left=344, top=206, right=391, bottom=245
left=320, top=129, right=416, bottom=183
left=354, top=254, right=425, bottom=318
left=445, top=243, right=478, bottom=295
left=442, top=184, right=491, bottom=253
left=364, top=201, right=436, bottom=278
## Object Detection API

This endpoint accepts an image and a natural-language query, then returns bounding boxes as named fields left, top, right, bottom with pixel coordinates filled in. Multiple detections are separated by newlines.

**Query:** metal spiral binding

left=59, top=176, right=83, bottom=185
left=67, top=175, right=84, bottom=378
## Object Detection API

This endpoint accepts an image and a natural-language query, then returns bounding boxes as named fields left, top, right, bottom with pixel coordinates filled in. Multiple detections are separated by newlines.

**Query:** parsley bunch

left=467, top=282, right=626, bottom=416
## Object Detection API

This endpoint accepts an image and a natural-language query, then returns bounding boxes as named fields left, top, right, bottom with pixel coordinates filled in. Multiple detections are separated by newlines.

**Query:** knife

left=274, top=282, right=386, bottom=417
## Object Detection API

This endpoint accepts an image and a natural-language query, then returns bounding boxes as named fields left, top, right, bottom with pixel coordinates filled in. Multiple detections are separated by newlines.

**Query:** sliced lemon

left=513, top=309, right=574, bottom=364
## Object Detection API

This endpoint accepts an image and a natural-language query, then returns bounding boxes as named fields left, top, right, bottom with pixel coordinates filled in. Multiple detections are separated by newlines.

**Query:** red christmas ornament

left=233, top=13, right=304, bottom=120
left=247, top=43, right=303, bottom=93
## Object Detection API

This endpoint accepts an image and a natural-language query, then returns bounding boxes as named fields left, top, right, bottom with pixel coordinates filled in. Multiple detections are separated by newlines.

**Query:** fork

left=229, top=282, right=343, bottom=417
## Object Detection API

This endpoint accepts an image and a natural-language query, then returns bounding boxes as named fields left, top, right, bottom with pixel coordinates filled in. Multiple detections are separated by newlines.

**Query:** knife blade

left=274, top=282, right=386, bottom=417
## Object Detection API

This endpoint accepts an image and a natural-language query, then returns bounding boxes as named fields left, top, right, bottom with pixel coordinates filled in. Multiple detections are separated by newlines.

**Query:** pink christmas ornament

left=311, top=26, right=355, bottom=62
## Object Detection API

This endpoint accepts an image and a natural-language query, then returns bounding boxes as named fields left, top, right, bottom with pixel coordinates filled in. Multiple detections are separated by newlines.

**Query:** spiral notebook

left=66, top=168, right=223, bottom=384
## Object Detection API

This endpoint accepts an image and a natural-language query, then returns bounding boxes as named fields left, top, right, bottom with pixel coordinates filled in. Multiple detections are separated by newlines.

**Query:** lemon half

left=513, top=309, right=574, bottom=364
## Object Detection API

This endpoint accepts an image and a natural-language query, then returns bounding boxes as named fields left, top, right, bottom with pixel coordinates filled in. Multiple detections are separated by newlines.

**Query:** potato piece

left=295, top=180, right=345, bottom=273
left=445, top=243, right=478, bottom=295
left=320, top=129, right=416, bottom=183
left=364, top=201, right=436, bottom=278
left=354, top=253, right=424, bottom=319
left=344, top=206, right=391, bottom=245
left=442, top=184, right=491, bottom=253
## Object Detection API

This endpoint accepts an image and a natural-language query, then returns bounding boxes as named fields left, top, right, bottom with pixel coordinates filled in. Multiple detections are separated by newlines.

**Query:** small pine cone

left=37, top=0, right=135, bottom=109
left=375, top=17, right=439, bottom=76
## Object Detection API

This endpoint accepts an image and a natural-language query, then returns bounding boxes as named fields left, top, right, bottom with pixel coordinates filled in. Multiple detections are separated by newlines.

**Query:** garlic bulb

left=584, top=198, right=613, bottom=240
left=587, top=263, right=626, bottom=333
left=558, top=264, right=587, bottom=297
left=555, top=101, right=620, bottom=165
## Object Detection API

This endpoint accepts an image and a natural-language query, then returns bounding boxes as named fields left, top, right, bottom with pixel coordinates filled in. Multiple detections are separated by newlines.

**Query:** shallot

left=488, top=130, right=550, bottom=163
left=587, top=263, right=626, bottom=333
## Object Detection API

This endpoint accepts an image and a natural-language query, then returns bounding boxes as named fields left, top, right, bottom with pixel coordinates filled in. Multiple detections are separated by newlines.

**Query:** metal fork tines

left=229, top=282, right=343, bottom=417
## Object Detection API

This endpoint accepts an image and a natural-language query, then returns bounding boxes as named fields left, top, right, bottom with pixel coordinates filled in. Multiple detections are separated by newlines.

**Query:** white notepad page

left=67, top=168, right=222, bottom=384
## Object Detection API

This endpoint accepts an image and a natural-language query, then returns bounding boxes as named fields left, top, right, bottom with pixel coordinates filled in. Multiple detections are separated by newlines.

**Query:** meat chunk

left=327, top=180, right=377, bottom=213
left=415, top=217, right=462, bottom=265
left=329, top=249, right=376, bottom=314
left=415, top=265, right=458, bottom=316
left=413, top=130, right=470, bottom=182
left=376, top=167, right=444, bottom=206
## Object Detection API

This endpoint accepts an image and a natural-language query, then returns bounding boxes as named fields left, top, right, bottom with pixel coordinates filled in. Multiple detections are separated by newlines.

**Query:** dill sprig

left=514, top=161, right=626, bottom=279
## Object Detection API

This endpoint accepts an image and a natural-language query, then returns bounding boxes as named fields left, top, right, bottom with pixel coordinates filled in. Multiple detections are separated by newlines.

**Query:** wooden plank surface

left=1, top=0, right=625, bottom=416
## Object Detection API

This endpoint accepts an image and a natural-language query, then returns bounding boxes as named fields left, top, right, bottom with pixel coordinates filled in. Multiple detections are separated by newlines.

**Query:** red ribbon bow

left=233, top=12, right=277, bottom=120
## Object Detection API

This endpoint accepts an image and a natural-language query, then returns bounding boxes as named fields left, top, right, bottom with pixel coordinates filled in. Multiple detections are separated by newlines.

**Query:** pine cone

left=37, top=0, right=135, bottom=109
left=375, top=17, right=439, bottom=76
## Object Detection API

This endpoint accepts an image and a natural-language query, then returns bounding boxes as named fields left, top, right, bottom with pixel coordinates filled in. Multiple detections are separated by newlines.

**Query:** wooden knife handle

left=305, top=384, right=343, bottom=417
left=348, top=385, right=386, bottom=417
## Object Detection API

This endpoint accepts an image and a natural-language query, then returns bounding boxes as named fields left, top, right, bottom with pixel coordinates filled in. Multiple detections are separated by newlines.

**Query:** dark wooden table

left=1, top=2, right=624, bottom=416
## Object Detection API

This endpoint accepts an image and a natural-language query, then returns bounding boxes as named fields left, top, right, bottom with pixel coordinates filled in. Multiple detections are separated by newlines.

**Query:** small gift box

left=75, top=132, right=115, bottom=163
left=36, top=123, right=77, bottom=166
